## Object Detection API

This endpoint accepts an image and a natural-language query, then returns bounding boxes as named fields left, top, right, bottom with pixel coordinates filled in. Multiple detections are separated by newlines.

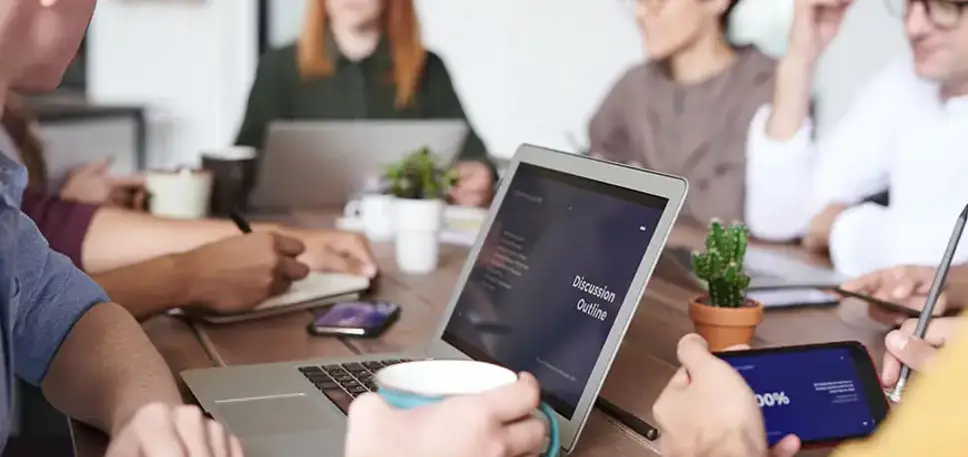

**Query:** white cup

left=393, top=198, right=443, bottom=274
left=145, top=168, right=213, bottom=219
left=344, top=194, right=396, bottom=241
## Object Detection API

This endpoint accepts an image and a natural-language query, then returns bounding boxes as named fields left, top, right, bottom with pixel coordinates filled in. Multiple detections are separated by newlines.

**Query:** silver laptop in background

left=182, top=144, right=688, bottom=457
left=666, top=245, right=848, bottom=289
left=250, top=120, right=468, bottom=212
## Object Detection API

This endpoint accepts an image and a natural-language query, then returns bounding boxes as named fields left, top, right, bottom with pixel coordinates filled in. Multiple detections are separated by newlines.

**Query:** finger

left=500, top=417, right=547, bottom=457
left=273, top=234, right=307, bottom=257
left=206, top=419, right=230, bottom=457
left=880, top=349, right=901, bottom=387
left=331, top=236, right=378, bottom=277
left=479, top=373, right=541, bottom=422
left=173, top=405, right=213, bottom=457
left=228, top=435, right=244, bottom=457
left=276, top=257, right=311, bottom=281
left=676, top=334, right=716, bottom=374
left=840, top=272, right=880, bottom=295
left=135, top=405, right=185, bottom=457
left=269, top=275, right=295, bottom=297
left=111, top=174, right=147, bottom=189
left=889, top=276, right=918, bottom=300
left=770, top=435, right=801, bottom=457
left=884, top=330, right=937, bottom=374
left=85, top=156, right=114, bottom=174
left=667, top=367, right=689, bottom=388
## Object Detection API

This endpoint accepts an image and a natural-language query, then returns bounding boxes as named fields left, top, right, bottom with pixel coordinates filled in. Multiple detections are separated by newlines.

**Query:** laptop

left=250, top=120, right=468, bottom=211
left=666, top=245, right=848, bottom=290
left=182, top=144, right=688, bottom=457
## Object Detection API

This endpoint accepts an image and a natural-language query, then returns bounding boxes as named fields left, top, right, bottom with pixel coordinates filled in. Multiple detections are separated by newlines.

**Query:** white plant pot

left=393, top=198, right=444, bottom=274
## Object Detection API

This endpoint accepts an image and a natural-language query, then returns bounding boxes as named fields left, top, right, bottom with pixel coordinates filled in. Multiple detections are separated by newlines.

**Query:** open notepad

left=171, top=272, right=371, bottom=324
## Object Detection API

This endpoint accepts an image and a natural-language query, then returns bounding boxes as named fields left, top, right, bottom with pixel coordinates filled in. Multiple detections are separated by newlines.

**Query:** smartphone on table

left=716, top=341, right=890, bottom=448
left=307, top=300, right=401, bottom=337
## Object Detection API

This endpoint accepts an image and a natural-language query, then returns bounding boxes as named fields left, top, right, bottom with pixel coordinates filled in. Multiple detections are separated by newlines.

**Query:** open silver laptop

left=250, top=120, right=468, bottom=211
left=182, top=144, right=687, bottom=457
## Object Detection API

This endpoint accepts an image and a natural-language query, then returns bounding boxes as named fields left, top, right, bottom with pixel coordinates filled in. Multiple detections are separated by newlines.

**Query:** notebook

left=173, top=272, right=371, bottom=324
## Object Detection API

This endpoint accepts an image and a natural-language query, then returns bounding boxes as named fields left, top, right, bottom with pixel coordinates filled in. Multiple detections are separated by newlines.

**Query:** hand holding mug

left=346, top=363, right=553, bottom=457
left=60, top=157, right=146, bottom=207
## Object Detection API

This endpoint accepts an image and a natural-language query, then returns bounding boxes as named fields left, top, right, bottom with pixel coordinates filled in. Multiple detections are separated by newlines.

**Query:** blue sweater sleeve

left=11, top=209, right=108, bottom=385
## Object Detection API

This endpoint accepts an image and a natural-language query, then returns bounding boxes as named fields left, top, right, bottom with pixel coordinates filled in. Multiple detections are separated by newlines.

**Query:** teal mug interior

left=375, top=361, right=560, bottom=457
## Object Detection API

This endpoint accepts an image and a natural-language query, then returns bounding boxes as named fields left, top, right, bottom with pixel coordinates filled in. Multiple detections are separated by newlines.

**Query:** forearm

left=82, top=206, right=280, bottom=273
left=765, top=55, right=814, bottom=141
left=41, top=302, right=182, bottom=436
left=92, top=254, right=193, bottom=320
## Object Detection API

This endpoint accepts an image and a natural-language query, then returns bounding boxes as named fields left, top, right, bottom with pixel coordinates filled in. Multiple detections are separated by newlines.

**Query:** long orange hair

left=298, top=0, right=427, bottom=109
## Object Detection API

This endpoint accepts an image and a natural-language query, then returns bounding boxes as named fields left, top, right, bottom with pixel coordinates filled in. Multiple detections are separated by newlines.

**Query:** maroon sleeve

left=19, top=188, right=98, bottom=270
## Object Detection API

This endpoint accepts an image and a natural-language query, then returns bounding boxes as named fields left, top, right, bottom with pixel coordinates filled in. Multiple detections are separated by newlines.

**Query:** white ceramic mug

left=145, top=168, right=213, bottom=219
left=344, top=194, right=395, bottom=241
left=393, top=198, right=443, bottom=274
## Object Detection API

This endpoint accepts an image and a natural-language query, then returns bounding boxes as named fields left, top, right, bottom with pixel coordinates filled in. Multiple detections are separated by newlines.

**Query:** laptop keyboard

left=298, top=359, right=413, bottom=414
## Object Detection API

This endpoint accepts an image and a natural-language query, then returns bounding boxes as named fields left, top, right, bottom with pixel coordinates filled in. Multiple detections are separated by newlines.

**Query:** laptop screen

left=442, top=162, right=668, bottom=419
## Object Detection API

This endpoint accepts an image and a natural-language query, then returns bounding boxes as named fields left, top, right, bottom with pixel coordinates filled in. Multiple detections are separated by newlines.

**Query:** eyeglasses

left=886, top=0, right=968, bottom=29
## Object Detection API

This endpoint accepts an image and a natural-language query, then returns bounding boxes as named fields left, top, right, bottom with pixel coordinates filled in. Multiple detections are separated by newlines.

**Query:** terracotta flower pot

left=688, top=295, right=764, bottom=351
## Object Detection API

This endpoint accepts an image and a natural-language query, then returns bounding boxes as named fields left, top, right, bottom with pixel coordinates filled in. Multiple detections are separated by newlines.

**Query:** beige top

left=588, top=47, right=776, bottom=224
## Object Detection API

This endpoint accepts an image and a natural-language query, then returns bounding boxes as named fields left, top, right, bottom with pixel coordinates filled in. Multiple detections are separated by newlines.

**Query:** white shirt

left=744, top=58, right=968, bottom=276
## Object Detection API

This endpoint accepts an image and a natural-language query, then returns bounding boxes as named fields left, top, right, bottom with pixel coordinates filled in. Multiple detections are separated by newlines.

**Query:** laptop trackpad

left=214, top=396, right=342, bottom=436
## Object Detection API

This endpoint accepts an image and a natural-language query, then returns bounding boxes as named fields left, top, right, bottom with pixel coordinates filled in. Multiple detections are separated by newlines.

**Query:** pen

left=229, top=210, right=253, bottom=234
left=594, top=397, right=660, bottom=441
left=888, top=204, right=968, bottom=402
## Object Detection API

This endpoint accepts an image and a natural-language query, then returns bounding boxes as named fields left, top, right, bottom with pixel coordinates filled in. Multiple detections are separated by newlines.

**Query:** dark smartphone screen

left=716, top=342, right=889, bottom=447
left=309, top=301, right=400, bottom=336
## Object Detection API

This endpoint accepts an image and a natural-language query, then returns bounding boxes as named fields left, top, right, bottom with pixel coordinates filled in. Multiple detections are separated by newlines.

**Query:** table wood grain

left=75, top=213, right=899, bottom=457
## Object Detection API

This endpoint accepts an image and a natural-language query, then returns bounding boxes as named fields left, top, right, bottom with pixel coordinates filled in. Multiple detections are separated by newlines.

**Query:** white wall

left=88, top=0, right=258, bottom=168
left=88, top=0, right=909, bottom=165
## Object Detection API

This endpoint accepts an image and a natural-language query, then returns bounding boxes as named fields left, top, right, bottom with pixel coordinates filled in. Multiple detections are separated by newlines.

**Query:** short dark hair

left=720, top=0, right=742, bottom=36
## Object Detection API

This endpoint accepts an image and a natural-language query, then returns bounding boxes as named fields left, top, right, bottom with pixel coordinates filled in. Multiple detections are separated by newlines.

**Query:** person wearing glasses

left=745, top=0, right=968, bottom=276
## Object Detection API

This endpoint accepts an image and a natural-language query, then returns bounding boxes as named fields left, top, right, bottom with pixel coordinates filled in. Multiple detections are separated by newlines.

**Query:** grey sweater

left=588, top=46, right=777, bottom=224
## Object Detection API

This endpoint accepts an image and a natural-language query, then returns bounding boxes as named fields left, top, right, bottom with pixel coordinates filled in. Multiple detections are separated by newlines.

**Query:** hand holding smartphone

left=716, top=342, right=889, bottom=448
left=307, top=300, right=401, bottom=337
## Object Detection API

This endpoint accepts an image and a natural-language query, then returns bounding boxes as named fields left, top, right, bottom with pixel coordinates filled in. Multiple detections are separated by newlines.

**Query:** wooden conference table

left=72, top=214, right=896, bottom=457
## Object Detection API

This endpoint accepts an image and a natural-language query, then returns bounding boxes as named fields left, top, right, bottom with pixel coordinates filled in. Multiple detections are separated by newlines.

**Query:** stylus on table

left=594, top=397, right=660, bottom=441
left=230, top=209, right=253, bottom=234
left=888, top=203, right=968, bottom=403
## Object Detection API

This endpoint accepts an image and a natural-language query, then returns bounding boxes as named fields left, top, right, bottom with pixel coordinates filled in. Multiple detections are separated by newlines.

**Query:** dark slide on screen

left=721, top=347, right=880, bottom=446
left=443, top=163, right=668, bottom=419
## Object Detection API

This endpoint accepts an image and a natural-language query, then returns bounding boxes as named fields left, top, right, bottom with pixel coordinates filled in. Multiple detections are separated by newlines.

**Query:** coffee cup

left=374, top=360, right=560, bottom=457
left=145, top=168, right=213, bottom=219
left=201, top=146, right=258, bottom=217
left=344, top=194, right=395, bottom=241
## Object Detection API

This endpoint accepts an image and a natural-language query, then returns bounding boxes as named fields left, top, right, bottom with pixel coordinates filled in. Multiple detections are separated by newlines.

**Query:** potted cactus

left=688, top=220, right=763, bottom=350
left=383, top=147, right=458, bottom=274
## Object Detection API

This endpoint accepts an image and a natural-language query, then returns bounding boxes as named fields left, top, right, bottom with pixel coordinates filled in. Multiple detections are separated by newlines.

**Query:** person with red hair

left=237, top=0, right=495, bottom=207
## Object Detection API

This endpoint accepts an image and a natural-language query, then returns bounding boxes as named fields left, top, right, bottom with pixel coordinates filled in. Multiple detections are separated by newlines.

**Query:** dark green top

left=235, top=41, right=489, bottom=165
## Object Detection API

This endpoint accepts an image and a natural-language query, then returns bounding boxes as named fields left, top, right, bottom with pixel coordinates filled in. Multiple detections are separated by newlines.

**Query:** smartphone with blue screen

left=716, top=341, right=889, bottom=448
left=307, top=301, right=401, bottom=337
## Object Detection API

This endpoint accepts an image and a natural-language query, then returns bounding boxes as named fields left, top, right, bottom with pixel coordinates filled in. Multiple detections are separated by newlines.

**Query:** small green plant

left=383, top=146, right=458, bottom=200
left=691, top=220, right=752, bottom=308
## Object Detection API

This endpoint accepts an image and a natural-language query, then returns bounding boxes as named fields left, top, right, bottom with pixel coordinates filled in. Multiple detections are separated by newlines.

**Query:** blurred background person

left=1, top=93, right=378, bottom=279
left=745, top=0, right=968, bottom=276
left=236, top=0, right=495, bottom=207
left=589, top=0, right=776, bottom=224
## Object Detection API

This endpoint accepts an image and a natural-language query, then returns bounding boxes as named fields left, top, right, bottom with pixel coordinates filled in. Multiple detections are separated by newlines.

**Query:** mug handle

left=344, top=199, right=361, bottom=218
left=538, top=402, right=560, bottom=457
